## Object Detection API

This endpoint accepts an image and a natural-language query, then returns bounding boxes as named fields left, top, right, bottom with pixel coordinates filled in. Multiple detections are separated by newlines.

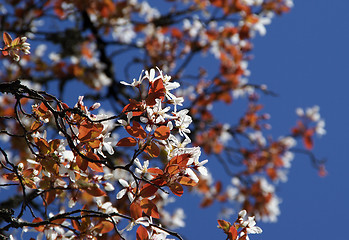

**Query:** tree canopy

left=0, top=1, right=325, bottom=239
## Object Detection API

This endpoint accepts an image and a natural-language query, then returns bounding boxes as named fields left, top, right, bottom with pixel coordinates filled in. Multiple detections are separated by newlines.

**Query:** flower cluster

left=1, top=32, right=30, bottom=61
left=218, top=209, right=262, bottom=240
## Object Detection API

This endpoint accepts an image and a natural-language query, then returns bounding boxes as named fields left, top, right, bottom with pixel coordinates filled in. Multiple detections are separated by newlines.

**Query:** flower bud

left=238, top=209, right=247, bottom=218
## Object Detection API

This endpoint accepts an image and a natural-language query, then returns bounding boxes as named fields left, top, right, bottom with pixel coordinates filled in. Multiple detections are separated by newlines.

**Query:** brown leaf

left=154, top=126, right=170, bottom=140
left=117, top=137, right=137, bottom=147
left=140, top=199, right=160, bottom=218
left=3, top=32, right=12, bottom=46
left=136, top=225, right=149, bottom=240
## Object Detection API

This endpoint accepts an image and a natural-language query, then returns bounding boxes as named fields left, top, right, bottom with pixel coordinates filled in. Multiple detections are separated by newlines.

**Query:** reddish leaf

left=33, top=217, right=45, bottom=232
left=140, top=199, right=160, bottom=218
left=88, top=139, right=102, bottom=149
left=136, top=225, right=149, bottom=240
left=140, top=183, right=159, bottom=198
left=169, top=182, right=183, bottom=196
left=76, top=155, right=88, bottom=171
left=3, top=173, right=17, bottom=181
left=30, top=120, right=43, bottom=131
left=49, top=139, right=61, bottom=153
left=169, top=154, right=191, bottom=167
left=35, top=138, right=50, bottom=155
left=3, top=32, right=12, bottom=45
left=85, top=185, right=107, bottom=197
left=51, top=217, right=65, bottom=225
left=122, top=99, right=144, bottom=116
left=86, top=152, right=104, bottom=172
left=22, top=169, right=34, bottom=178
left=146, top=79, right=165, bottom=106
left=217, top=219, right=231, bottom=231
left=154, top=126, right=170, bottom=140
left=88, top=161, right=104, bottom=172
left=78, top=121, right=103, bottom=141
left=71, top=219, right=81, bottom=231
left=44, top=190, right=56, bottom=205
left=117, top=137, right=137, bottom=147
left=130, top=202, right=143, bottom=220
left=166, top=164, right=180, bottom=175
left=24, top=179, right=37, bottom=189
left=179, top=176, right=197, bottom=186
left=12, top=37, right=20, bottom=46
left=303, top=129, right=314, bottom=150
left=215, top=181, right=222, bottom=194
left=93, top=220, right=115, bottom=234
left=147, top=168, right=163, bottom=176
left=171, top=27, right=183, bottom=38
left=200, top=197, right=213, bottom=207
left=228, top=226, right=238, bottom=240
left=144, top=141, right=160, bottom=158
left=126, top=121, right=147, bottom=139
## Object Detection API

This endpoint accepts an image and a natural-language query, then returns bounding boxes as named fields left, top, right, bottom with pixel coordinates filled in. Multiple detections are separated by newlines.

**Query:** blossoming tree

left=0, top=0, right=326, bottom=239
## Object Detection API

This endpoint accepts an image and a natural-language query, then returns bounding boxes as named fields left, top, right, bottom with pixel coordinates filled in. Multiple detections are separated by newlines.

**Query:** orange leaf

left=30, top=120, right=43, bottom=131
left=140, top=199, right=160, bottom=218
left=51, top=217, right=65, bottom=225
left=88, top=161, right=104, bottom=172
left=169, top=154, right=191, bottom=167
left=35, top=138, right=50, bottom=155
left=171, top=27, right=183, bottom=38
left=166, top=164, right=180, bottom=175
left=200, top=197, right=213, bottom=207
left=3, top=32, right=12, bottom=46
left=154, top=126, right=170, bottom=140
left=117, top=137, right=137, bottom=147
left=146, top=79, right=165, bottom=106
left=33, top=217, right=45, bottom=232
left=85, top=185, right=107, bottom=197
left=303, top=129, right=314, bottom=150
left=169, top=182, right=183, bottom=196
left=76, top=155, right=88, bottom=171
left=136, top=225, right=149, bottom=240
left=93, top=220, right=115, bottom=234
left=144, top=141, right=160, bottom=158
left=88, top=139, right=102, bottom=149
left=44, top=190, right=56, bottom=205
left=3, top=173, right=17, bottom=181
left=140, top=183, right=159, bottom=198
left=228, top=226, right=238, bottom=240
left=126, top=121, right=147, bottom=139
left=179, top=176, right=197, bottom=186
left=130, top=202, right=143, bottom=220
left=86, top=152, right=104, bottom=172
left=217, top=219, right=231, bottom=231
left=49, top=139, right=61, bottom=153
left=147, top=168, right=163, bottom=176
left=71, top=219, right=81, bottom=231
left=24, top=179, right=37, bottom=189
left=78, top=121, right=103, bottom=141
left=12, top=37, right=20, bottom=46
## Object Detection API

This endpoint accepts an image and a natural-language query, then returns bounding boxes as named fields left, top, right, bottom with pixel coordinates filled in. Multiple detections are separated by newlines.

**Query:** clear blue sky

left=177, top=1, right=349, bottom=239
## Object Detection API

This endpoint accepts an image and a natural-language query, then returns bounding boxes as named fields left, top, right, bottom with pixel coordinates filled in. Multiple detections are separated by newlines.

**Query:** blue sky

left=251, top=1, right=349, bottom=239
left=178, top=1, right=349, bottom=239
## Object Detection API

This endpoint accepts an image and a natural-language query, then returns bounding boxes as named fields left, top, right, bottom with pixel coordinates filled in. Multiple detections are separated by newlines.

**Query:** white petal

left=239, top=210, right=247, bottom=218
left=118, top=179, right=129, bottom=187
left=149, top=68, right=155, bottom=82
left=116, top=189, right=127, bottom=199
